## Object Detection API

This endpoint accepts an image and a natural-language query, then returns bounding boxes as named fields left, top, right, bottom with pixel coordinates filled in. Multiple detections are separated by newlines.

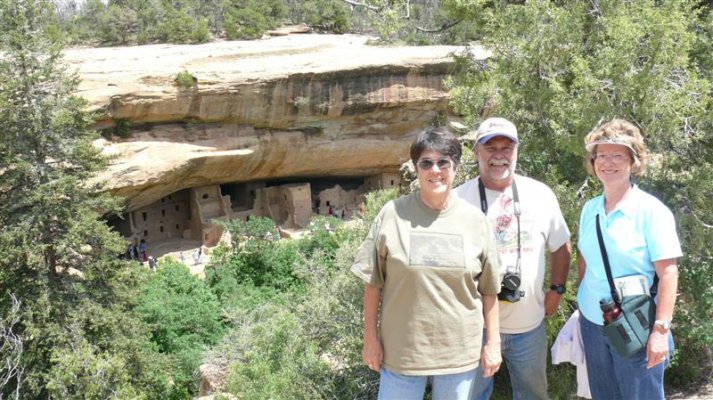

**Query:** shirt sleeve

left=350, top=204, right=388, bottom=288
left=644, top=203, right=683, bottom=261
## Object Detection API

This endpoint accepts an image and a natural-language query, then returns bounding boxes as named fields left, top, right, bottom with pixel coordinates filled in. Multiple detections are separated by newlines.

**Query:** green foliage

left=100, top=4, right=137, bottom=45
left=361, top=188, right=399, bottom=227
left=369, top=2, right=405, bottom=43
left=206, top=216, right=303, bottom=293
left=49, top=0, right=474, bottom=45
left=222, top=304, right=330, bottom=398
left=198, top=189, right=402, bottom=399
left=298, top=216, right=347, bottom=265
left=205, top=218, right=379, bottom=399
left=174, top=70, right=196, bottom=88
left=0, top=1, right=186, bottom=397
left=134, top=259, right=224, bottom=394
left=114, top=118, right=133, bottom=138
left=301, top=0, right=351, bottom=34
left=153, top=8, right=210, bottom=44
left=224, top=0, right=286, bottom=40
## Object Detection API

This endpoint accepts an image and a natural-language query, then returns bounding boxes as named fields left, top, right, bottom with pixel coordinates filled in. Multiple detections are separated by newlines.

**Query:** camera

left=498, top=265, right=524, bottom=303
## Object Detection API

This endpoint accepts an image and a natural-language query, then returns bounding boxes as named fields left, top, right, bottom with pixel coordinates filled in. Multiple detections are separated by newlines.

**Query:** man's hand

left=363, top=335, right=383, bottom=372
left=480, top=340, right=502, bottom=377
left=544, top=290, right=563, bottom=317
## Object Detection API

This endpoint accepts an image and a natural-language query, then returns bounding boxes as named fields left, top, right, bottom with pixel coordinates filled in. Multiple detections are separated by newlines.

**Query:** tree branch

left=416, top=19, right=463, bottom=33
left=691, top=210, right=713, bottom=229
left=1, top=294, right=24, bottom=399
left=341, top=0, right=381, bottom=12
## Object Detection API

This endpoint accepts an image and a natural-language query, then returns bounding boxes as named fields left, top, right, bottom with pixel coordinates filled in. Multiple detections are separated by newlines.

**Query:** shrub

left=223, top=0, right=285, bottom=40
left=302, top=0, right=350, bottom=34
left=205, top=222, right=378, bottom=399
left=206, top=217, right=303, bottom=292
left=113, top=118, right=132, bottom=138
left=174, top=70, right=195, bottom=88
left=134, top=259, right=224, bottom=394
left=201, top=189, right=398, bottom=398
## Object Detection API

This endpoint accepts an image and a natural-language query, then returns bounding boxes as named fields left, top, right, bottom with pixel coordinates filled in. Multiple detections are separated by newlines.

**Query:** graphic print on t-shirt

left=491, top=192, right=533, bottom=254
left=409, top=231, right=465, bottom=268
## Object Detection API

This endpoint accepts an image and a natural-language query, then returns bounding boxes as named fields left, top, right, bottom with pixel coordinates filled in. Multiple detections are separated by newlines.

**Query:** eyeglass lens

left=594, top=153, right=627, bottom=163
left=418, top=158, right=452, bottom=170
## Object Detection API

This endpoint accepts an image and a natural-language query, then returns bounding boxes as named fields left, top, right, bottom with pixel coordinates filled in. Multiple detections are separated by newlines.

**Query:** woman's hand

left=647, top=259, right=678, bottom=369
left=480, top=340, right=502, bottom=377
left=362, top=335, right=383, bottom=372
left=646, top=329, right=669, bottom=369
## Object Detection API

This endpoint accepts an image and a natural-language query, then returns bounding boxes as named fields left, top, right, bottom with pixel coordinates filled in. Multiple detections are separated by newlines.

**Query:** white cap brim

left=585, top=139, right=636, bottom=155
left=478, top=132, right=519, bottom=144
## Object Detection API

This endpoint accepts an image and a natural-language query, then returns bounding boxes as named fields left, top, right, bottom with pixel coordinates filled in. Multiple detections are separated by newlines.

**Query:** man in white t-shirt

left=454, top=117, right=572, bottom=400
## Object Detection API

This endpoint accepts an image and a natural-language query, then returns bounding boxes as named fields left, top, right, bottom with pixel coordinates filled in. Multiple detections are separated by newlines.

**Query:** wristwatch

left=654, top=319, right=672, bottom=332
left=549, top=284, right=566, bottom=294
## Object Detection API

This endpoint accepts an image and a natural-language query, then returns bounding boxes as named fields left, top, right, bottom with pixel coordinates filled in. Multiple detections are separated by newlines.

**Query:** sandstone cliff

left=66, top=34, right=485, bottom=211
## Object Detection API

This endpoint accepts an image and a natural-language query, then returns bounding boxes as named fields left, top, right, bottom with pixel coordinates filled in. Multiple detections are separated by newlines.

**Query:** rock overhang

left=65, top=34, right=486, bottom=211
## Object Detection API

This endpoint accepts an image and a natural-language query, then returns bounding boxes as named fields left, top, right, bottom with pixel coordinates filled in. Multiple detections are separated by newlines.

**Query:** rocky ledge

left=65, top=33, right=485, bottom=210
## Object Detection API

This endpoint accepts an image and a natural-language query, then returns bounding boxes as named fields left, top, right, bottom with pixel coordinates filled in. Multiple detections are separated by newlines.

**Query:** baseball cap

left=474, top=117, right=519, bottom=144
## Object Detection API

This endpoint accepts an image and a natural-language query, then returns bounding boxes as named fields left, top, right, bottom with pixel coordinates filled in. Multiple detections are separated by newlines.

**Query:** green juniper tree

left=0, top=0, right=182, bottom=398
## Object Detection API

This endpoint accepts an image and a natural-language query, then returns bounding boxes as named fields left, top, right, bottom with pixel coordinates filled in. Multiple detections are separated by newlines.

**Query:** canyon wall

left=66, top=33, right=486, bottom=211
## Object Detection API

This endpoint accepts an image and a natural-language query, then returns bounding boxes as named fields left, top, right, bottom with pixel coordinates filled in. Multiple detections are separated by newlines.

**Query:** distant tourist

left=193, top=247, right=203, bottom=265
left=148, top=256, right=157, bottom=272
left=139, top=239, right=148, bottom=262
left=127, top=237, right=140, bottom=260
left=341, top=206, right=347, bottom=219
left=328, top=205, right=334, bottom=216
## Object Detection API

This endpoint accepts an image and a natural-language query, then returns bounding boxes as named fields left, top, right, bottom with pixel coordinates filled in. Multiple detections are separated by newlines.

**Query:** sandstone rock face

left=65, top=34, right=485, bottom=211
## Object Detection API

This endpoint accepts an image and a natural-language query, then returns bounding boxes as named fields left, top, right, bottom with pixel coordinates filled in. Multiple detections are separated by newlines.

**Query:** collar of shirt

left=594, top=185, right=641, bottom=218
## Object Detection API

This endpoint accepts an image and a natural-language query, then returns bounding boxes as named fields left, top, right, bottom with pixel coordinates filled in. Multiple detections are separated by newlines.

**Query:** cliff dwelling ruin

left=108, top=173, right=400, bottom=250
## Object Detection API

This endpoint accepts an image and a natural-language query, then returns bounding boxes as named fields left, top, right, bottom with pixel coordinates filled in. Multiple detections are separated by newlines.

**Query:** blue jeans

left=471, top=322, right=548, bottom=400
left=378, top=366, right=477, bottom=400
left=580, top=314, right=673, bottom=400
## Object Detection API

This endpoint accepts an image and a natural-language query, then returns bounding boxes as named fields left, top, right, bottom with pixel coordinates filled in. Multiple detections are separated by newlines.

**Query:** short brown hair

left=410, top=127, right=462, bottom=167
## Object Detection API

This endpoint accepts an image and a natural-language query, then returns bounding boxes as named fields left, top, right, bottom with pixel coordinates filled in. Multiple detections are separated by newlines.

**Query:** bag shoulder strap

left=595, top=215, right=660, bottom=304
left=595, top=215, right=621, bottom=304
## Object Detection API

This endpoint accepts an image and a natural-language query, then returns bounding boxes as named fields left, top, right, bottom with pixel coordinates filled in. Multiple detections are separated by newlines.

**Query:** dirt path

left=668, top=380, right=713, bottom=399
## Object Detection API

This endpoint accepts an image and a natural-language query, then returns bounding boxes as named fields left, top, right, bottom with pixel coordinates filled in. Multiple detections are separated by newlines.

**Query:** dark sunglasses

left=417, top=158, right=453, bottom=170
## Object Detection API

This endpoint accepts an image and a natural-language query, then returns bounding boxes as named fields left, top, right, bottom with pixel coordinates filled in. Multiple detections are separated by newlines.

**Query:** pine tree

left=0, top=1, right=178, bottom=398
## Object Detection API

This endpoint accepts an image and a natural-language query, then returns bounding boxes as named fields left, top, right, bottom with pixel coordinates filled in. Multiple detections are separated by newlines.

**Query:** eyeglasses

left=592, top=153, right=629, bottom=163
left=417, top=158, right=453, bottom=170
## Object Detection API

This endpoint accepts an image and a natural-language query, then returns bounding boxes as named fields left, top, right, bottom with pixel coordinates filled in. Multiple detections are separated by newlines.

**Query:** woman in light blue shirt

left=576, top=119, right=682, bottom=400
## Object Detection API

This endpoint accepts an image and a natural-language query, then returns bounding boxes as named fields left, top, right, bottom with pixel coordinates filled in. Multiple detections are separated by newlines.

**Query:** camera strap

left=478, top=178, right=522, bottom=273
left=595, top=214, right=659, bottom=305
